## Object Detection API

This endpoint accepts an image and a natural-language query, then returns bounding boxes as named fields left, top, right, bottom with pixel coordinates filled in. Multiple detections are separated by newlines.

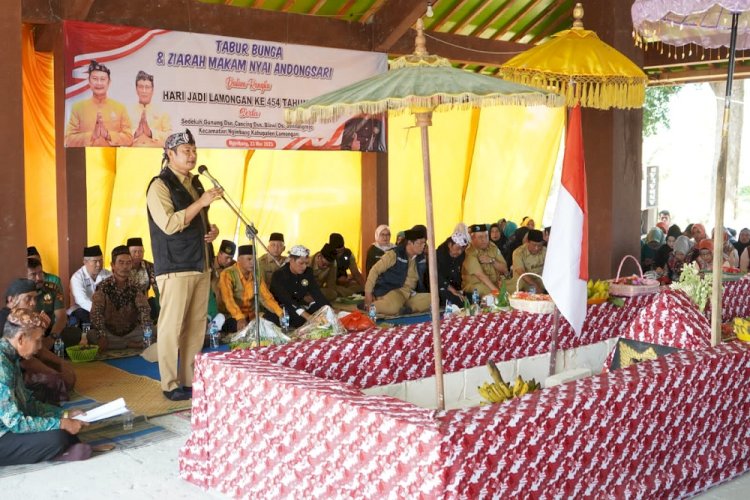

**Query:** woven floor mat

left=72, top=362, right=191, bottom=417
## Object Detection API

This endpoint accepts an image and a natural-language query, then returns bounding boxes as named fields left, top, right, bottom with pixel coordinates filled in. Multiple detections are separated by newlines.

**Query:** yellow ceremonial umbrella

left=501, top=3, right=648, bottom=377
left=501, top=3, right=648, bottom=110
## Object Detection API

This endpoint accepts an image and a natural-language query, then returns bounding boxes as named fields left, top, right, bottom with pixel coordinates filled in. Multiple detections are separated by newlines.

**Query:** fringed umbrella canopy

left=284, top=26, right=563, bottom=125
left=633, top=0, right=750, bottom=49
left=501, top=3, right=648, bottom=110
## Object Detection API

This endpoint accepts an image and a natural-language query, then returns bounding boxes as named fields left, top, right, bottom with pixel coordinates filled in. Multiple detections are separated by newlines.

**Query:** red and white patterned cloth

left=714, top=277, right=750, bottom=323
left=180, top=290, right=750, bottom=497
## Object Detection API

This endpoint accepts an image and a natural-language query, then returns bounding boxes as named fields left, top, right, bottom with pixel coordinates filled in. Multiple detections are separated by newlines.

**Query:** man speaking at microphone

left=146, top=129, right=222, bottom=401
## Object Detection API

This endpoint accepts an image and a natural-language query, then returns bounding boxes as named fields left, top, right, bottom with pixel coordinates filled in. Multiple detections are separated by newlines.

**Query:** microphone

left=197, top=165, right=223, bottom=190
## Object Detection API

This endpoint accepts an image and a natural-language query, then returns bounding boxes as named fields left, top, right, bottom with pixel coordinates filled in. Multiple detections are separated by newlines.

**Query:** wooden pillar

left=360, top=152, right=388, bottom=275
left=0, top=4, right=28, bottom=289
left=53, top=24, right=88, bottom=288
left=582, top=0, right=644, bottom=278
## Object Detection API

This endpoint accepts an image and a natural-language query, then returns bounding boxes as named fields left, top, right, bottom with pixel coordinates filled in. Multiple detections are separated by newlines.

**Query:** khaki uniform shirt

left=310, top=253, right=338, bottom=290
left=364, top=249, right=418, bottom=299
left=462, top=244, right=506, bottom=292
left=512, top=245, right=547, bottom=282
left=258, top=253, right=286, bottom=285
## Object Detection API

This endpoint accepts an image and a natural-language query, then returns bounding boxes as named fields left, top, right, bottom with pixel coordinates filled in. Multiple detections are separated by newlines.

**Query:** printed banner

left=62, top=21, right=388, bottom=151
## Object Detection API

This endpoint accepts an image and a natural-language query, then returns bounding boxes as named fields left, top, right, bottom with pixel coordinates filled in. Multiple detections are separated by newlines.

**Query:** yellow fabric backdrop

left=22, top=26, right=566, bottom=272
left=22, top=25, right=58, bottom=272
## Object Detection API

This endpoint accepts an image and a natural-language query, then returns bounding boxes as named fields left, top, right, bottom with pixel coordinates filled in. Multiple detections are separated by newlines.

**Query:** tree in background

left=643, top=85, right=682, bottom=137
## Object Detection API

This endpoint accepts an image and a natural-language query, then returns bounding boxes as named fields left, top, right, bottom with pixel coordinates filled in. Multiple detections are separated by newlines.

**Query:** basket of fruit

left=508, top=273, right=556, bottom=314
left=608, top=255, right=660, bottom=297
left=65, top=344, right=99, bottom=363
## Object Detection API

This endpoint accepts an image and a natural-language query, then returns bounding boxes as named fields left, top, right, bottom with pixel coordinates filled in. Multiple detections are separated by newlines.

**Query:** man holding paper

left=0, top=309, right=91, bottom=465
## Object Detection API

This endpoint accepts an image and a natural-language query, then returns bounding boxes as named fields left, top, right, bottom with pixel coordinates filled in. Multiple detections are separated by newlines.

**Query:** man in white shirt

left=68, top=245, right=112, bottom=327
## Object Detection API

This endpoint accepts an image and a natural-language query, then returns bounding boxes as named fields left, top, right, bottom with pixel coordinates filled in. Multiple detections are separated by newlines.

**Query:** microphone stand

left=206, top=180, right=268, bottom=347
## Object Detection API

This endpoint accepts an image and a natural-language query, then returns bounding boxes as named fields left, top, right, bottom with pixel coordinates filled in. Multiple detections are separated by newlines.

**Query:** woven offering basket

left=66, top=344, right=99, bottom=363
left=509, top=273, right=556, bottom=314
left=608, top=255, right=660, bottom=297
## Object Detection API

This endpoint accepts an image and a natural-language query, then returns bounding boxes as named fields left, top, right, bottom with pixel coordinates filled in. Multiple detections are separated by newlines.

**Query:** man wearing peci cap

left=146, top=129, right=222, bottom=401
left=64, top=60, right=132, bottom=147
left=270, top=245, right=330, bottom=329
left=511, top=229, right=547, bottom=292
left=26, top=247, right=62, bottom=290
left=127, top=237, right=159, bottom=321
left=210, top=239, right=236, bottom=317
left=462, top=224, right=509, bottom=298
left=258, top=232, right=286, bottom=285
left=329, top=233, right=365, bottom=294
left=89, top=246, right=152, bottom=352
left=69, top=245, right=112, bottom=327
left=310, top=243, right=341, bottom=302
left=218, top=245, right=283, bottom=332
left=364, top=227, right=430, bottom=316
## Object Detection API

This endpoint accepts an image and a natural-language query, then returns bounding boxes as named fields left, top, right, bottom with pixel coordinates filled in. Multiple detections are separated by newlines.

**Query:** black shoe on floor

left=163, top=388, right=191, bottom=401
left=182, top=386, right=193, bottom=395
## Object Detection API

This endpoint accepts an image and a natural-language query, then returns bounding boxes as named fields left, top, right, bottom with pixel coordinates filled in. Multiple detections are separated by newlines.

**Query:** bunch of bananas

left=587, top=279, right=610, bottom=300
left=733, top=317, right=750, bottom=342
left=477, top=361, right=542, bottom=404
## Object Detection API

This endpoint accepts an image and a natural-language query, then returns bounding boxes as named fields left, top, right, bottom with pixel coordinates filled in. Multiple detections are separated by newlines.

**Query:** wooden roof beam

left=648, top=66, right=750, bottom=85
left=390, top=28, right=528, bottom=66
left=23, top=0, right=375, bottom=52
left=372, top=0, right=426, bottom=52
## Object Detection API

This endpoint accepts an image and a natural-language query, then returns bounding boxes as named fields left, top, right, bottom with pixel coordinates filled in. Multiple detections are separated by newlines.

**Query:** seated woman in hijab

left=641, top=227, right=665, bottom=271
left=716, top=228, right=740, bottom=269
left=655, top=224, right=682, bottom=269
left=489, top=223, right=503, bottom=252
left=365, top=225, right=394, bottom=276
left=733, top=228, right=750, bottom=261
left=665, top=235, right=692, bottom=283
left=504, top=226, right=529, bottom=268
left=696, top=239, right=717, bottom=271
left=436, top=226, right=470, bottom=307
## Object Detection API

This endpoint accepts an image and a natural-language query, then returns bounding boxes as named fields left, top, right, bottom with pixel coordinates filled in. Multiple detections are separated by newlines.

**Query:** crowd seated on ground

left=643, top=209, right=747, bottom=284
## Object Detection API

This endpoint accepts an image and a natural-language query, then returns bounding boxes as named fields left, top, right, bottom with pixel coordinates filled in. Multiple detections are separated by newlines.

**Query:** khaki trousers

left=373, top=291, right=431, bottom=316
left=155, top=272, right=210, bottom=392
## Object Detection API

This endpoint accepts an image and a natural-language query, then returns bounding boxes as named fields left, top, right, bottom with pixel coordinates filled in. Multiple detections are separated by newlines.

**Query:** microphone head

left=197, top=165, right=208, bottom=175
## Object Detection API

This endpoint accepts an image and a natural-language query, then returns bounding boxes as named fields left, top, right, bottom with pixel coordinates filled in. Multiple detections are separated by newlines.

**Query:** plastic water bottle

left=280, top=307, right=290, bottom=334
left=54, top=337, right=65, bottom=358
left=528, top=285, right=537, bottom=295
left=444, top=300, right=453, bottom=319
left=472, top=288, right=480, bottom=306
left=143, top=323, right=153, bottom=348
left=368, top=303, right=377, bottom=324
left=209, top=322, right=220, bottom=349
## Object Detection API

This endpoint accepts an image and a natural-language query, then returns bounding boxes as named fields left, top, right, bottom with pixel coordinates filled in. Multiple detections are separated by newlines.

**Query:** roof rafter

left=371, top=0, right=426, bottom=52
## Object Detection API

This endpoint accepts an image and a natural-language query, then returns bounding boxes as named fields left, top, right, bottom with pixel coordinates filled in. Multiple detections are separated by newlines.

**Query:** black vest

left=147, top=168, right=208, bottom=276
left=373, top=245, right=410, bottom=297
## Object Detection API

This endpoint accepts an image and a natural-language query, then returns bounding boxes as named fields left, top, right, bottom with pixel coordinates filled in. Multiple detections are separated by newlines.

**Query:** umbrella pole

left=710, top=12, right=740, bottom=347
left=415, top=110, right=445, bottom=411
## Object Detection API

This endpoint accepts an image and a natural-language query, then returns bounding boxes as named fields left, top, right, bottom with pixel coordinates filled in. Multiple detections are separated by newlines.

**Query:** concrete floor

left=0, top=413, right=747, bottom=499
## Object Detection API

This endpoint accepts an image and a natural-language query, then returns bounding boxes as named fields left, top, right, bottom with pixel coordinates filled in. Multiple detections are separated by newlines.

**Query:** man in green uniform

left=512, top=229, right=547, bottom=292
left=462, top=224, right=509, bottom=297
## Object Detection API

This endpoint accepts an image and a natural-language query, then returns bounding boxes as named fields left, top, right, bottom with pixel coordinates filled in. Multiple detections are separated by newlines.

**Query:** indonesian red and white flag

left=543, top=104, right=588, bottom=335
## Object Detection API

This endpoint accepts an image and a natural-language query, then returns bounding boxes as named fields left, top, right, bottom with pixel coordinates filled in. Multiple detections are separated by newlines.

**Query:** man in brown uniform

left=512, top=229, right=547, bottom=292
left=310, top=243, right=340, bottom=303
left=258, top=232, right=286, bottom=285
left=462, top=224, right=509, bottom=298
left=146, top=129, right=222, bottom=401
